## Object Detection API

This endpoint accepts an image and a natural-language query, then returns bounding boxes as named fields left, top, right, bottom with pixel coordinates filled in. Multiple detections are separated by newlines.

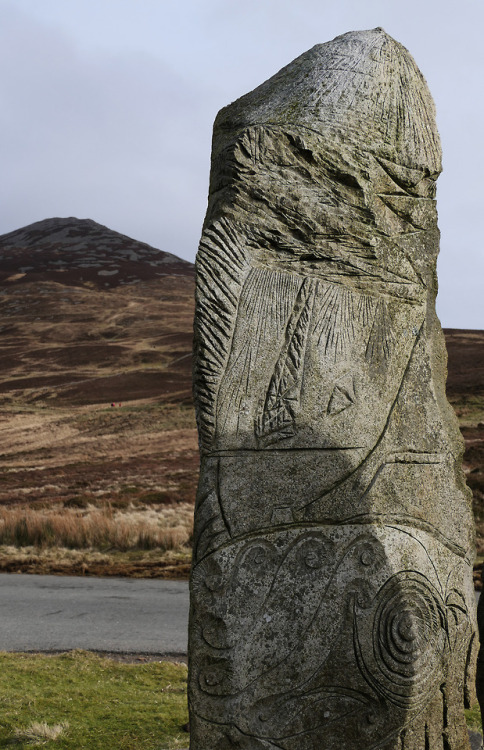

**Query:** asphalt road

left=0, top=574, right=479, bottom=657
left=0, top=573, right=189, bottom=655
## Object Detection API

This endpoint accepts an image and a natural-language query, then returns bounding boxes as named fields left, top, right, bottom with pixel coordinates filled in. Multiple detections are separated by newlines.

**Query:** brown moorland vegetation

left=0, top=218, right=482, bottom=579
left=0, top=218, right=197, bottom=576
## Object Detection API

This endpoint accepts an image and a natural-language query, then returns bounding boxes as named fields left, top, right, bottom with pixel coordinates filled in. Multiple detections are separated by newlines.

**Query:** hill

left=0, top=217, right=194, bottom=405
left=0, top=217, right=482, bottom=577
left=0, top=218, right=198, bottom=576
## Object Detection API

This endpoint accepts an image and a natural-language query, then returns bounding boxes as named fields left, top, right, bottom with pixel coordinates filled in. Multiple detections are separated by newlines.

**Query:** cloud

left=0, top=4, right=212, bottom=258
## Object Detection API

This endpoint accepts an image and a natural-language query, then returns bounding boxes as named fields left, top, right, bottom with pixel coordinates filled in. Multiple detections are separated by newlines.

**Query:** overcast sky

left=1, top=0, right=482, bottom=328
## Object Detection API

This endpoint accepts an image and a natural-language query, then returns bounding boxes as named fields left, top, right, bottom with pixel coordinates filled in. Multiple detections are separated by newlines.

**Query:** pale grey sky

left=1, top=0, right=482, bottom=327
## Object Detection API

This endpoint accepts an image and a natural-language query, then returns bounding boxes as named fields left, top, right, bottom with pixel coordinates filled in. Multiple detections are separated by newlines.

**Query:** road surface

left=0, top=574, right=479, bottom=657
left=0, top=573, right=189, bottom=655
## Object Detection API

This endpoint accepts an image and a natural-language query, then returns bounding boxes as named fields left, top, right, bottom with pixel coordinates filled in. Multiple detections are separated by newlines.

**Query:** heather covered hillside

left=0, top=218, right=197, bottom=576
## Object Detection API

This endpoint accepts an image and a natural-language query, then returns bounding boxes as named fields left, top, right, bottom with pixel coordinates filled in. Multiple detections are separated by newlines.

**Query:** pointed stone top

left=215, top=29, right=441, bottom=174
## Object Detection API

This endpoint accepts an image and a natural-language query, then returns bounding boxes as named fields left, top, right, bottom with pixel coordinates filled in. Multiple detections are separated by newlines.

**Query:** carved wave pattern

left=190, top=529, right=471, bottom=748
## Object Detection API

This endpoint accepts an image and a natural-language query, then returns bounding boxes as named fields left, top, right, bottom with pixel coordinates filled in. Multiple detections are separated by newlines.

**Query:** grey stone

left=468, top=731, right=484, bottom=750
left=189, top=28, right=477, bottom=749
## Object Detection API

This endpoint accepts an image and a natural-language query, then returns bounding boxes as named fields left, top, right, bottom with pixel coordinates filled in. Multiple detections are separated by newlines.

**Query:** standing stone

left=189, top=28, right=477, bottom=750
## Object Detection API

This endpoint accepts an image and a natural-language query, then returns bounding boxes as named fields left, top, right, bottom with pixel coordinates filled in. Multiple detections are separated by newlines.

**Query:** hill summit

left=0, top=217, right=193, bottom=288
left=0, top=217, right=195, bottom=407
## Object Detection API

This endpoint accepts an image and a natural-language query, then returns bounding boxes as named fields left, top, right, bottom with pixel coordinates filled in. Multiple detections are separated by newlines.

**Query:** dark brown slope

left=0, top=217, right=195, bottom=406
left=0, top=217, right=192, bottom=286
left=0, top=217, right=198, bottom=518
left=444, top=328, right=484, bottom=401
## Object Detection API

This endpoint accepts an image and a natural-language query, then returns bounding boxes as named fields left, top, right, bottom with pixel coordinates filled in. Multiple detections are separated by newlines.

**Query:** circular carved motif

left=198, top=662, right=232, bottom=695
left=356, top=572, right=446, bottom=709
left=297, top=538, right=330, bottom=570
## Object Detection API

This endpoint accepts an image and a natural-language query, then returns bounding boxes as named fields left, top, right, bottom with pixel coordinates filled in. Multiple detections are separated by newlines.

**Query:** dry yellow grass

left=13, top=721, right=69, bottom=744
left=0, top=502, right=193, bottom=553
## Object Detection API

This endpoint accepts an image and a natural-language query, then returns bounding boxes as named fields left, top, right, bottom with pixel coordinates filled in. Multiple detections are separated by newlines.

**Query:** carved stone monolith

left=189, top=28, right=477, bottom=750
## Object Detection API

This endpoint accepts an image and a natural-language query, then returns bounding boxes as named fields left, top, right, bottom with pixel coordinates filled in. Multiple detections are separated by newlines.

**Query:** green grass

left=465, top=703, right=482, bottom=733
left=449, top=394, right=484, bottom=427
left=0, top=651, right=188, bottom=749
left=0, top=650, right=480, bottom=748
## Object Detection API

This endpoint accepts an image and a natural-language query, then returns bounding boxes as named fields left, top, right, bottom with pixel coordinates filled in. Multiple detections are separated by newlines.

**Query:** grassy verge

left=466, top=702, right=483, bottom=733
left=0, top=546, right=191, bottom=578
left=0, top=651, right=189, bottom=749
left=0, top=650, right=479, bottom=748
left=0, top=503, right=193, bottom=552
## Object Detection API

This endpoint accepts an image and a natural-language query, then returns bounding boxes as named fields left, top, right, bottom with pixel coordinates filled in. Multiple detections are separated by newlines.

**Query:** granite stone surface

left=189, top=28, right=477, bottom=750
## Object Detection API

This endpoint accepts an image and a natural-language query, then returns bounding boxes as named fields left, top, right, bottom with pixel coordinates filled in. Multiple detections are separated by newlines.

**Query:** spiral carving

left=355, top=572, right=447, bottom=709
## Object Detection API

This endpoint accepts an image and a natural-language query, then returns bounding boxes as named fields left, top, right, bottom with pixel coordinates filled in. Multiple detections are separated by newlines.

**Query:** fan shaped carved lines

left=356, top=293, right=376, bottom=328
left=311, top=282, right=394, bottom=363
left=313, top=283, right=357, bottom=358
left=216, top=269, right=273, bottom=435
left=194, top=218, right=249, bottom=450
left=365, top=299, right=395, bottom=362
left=216, top=268, right=300, bottom=439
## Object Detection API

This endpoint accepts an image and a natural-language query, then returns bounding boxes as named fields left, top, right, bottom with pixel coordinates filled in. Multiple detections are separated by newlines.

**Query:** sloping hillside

left=0, top=217, right=194, bottom=406
left=445, top=328, right=484, bottom=570
left=0, top=219, right=199, bottom=574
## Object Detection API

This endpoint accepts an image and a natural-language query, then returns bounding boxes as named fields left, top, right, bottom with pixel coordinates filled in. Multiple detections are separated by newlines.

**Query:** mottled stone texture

left=189, top=28, right=477, bottom=750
